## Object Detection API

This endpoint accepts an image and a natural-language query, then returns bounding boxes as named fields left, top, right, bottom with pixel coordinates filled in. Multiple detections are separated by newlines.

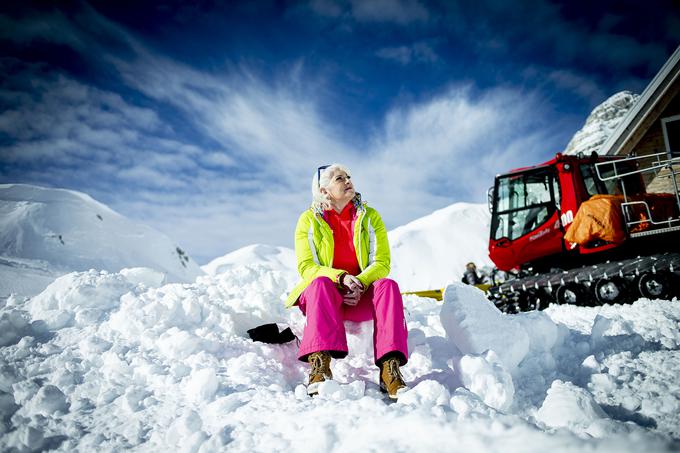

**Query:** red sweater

left=324, top=203, right=361, bottom=276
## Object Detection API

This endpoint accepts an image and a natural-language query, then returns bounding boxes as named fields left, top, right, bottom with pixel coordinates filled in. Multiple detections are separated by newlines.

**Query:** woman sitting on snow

left=285, top=163, right=409, bottom=399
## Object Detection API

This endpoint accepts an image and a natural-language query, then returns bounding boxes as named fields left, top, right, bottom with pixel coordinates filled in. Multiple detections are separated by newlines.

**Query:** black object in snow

left=247, top=323, right=296, bottom=344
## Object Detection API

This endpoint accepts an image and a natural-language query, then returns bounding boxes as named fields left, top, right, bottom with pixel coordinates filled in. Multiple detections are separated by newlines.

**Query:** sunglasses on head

left=317, top=165, right=330, bottom=188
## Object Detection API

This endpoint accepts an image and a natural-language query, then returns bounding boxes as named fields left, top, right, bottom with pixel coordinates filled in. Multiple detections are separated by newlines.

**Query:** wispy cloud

left=376, top=41, right=439, bottom=65
left=547, top=69, right=606, bottom=105
left=351, top=85, right=560, bottom=225
left=308, top=0, right=345, bottom=18
left=349, top=0, right=429, bottom=24
left=101, top=33, right=562, bottom=249
left=306, top=0, right=429, bottom=24
left=109, top=44, right=356, bottom=185
left=0, top=11, right=85, bottom=48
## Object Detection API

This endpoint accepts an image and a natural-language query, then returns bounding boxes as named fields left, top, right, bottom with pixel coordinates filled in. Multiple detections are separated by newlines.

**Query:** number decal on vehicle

left=560, top=210, right=574, bottom=227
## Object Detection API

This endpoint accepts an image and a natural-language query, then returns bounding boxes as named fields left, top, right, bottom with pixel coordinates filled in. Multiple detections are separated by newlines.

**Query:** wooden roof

left=602, top=45, right=680, bottom=156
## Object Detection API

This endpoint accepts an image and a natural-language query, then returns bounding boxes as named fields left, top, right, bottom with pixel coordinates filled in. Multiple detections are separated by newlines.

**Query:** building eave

left=601, top=45, right=680, bottom=156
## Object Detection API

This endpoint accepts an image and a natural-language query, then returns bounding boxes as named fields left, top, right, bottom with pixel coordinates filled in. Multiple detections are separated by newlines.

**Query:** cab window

left=492, top=168, right=558, bottom=241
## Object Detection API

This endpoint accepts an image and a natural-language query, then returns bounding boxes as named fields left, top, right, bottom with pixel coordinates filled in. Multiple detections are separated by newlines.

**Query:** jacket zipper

left=314, top=213, right=334, bottom=264
left=354, top=208, right=365, bottom=271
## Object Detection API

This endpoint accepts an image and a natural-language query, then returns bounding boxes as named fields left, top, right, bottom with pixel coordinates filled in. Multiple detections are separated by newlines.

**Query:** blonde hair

left=311, top=163, right=359, bottom=212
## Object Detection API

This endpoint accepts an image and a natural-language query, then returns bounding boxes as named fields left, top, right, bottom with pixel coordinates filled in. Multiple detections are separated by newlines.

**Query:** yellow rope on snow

left=402, top=284, right=491, bottom=301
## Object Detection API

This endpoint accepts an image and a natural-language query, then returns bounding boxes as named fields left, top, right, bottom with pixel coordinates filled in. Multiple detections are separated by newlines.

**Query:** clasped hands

left=340, top=274, right=364, bottom=306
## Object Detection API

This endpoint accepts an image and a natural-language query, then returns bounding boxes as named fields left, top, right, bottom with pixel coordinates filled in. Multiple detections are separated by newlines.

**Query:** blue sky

left=1, top=1, right=679, bottom=264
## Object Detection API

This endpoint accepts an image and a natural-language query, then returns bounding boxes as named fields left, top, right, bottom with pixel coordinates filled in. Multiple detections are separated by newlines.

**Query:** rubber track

left=488, top=252, right=680, bottom=312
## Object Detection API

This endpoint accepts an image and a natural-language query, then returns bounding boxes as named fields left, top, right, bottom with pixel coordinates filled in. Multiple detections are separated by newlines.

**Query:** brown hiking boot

left=380, top=357, right=407, bottom=400
left=307, top=351, right=332, bottom=396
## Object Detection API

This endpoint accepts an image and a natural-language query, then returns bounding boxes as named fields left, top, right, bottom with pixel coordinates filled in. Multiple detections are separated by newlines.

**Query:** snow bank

left=202, top=244, right=296, bottom=276
left=388, top=203, right=492, bottom=291
left=2, top=175, right=678, bottom=451
left=438, top=279, right=680, bottom=445
left=0, top=264, right=303, bottom=451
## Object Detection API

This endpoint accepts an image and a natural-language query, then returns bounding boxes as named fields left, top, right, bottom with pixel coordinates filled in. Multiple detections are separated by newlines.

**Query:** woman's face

left=323, top=169, right=355, bottom=205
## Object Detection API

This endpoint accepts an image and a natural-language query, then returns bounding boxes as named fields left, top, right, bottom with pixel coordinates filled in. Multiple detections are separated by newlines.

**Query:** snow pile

left=564, top=91, right=640, bottom=156
left=439, top=281, right=680, bottom=443
left=28, top=270, right=135, bottom=330
left=547, top=301, right=680, bottom=438
left=0, top=184, right=203, bottom=298
left=0, top=266, right=677, bottom=451
left=0, top=265, right=300, bottom=451
left=388, top=203, right=492, bottom=291
left=202, top=244, right=296, bottom=276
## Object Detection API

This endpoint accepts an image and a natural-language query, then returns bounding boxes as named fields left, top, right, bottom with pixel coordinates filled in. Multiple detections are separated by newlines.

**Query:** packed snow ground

left=1, top=185, right=679, bottom=451
left=1, top=264, right=678, bottom=452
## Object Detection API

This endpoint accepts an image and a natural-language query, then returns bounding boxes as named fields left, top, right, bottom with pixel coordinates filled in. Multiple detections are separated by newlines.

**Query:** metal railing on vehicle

left=594, top=151, right=680, bottom=237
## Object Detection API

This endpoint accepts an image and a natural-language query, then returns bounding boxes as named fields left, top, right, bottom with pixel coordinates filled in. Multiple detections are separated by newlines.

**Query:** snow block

left=449, top=387, right=500, bottom=419
left=536, top=380, right=607, bottom=431
left=120, top=267, right=166, bottom=287
left=0, top=309, right=30, bottom=347
left=166, top=410, right=209, bottom=450
left=397, top=380, right=450, bottom=407
left=590, top=314, right=634, bottom=349
left=308, top=380, right=365, bottom=401
left=316, top=380, right=344, bottom=400
left=440, top=282, right=530, bottom=373
left=4, top=425, right=45, bottom=452
left=185, top=368, right=219, bottom=403
left=458, top=351, right=514, bottom=411
left=29, top=384, right=69, bottom=416
left=513, top=311, right=559, bottom=353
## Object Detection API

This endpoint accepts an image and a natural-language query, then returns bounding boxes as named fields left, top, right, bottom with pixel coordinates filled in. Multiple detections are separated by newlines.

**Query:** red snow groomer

left=487, top=151, right=680, bottom=312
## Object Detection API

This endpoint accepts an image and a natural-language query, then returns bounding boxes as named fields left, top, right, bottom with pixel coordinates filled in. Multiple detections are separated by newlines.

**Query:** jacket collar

left=312, top=193, right=365, bottom=217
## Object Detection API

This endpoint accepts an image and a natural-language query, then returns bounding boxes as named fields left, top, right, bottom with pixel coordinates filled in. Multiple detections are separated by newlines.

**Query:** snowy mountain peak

left=0, top=184, right=203, bottom=297
left=564, top=91, right=640, bottom=156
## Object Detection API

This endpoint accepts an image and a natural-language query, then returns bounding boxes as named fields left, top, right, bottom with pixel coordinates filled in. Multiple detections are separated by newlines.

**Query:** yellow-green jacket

left=285, top=202, right=390, bottom=307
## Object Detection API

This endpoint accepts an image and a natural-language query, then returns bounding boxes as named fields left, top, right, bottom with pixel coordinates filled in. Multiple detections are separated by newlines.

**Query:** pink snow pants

left=297, top=276, right=409, bottom=365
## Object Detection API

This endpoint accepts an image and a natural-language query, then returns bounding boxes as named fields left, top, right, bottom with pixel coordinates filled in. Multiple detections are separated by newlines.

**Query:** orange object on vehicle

left=564, top=195, right=627, bottom=246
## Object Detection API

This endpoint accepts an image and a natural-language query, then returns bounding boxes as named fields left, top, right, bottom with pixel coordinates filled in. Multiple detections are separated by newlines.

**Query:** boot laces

left=310, top=354, right=323, bottom=375
left=310, top=353, right=330, bottom=378
left=386, top=358, right=404, bottom=384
